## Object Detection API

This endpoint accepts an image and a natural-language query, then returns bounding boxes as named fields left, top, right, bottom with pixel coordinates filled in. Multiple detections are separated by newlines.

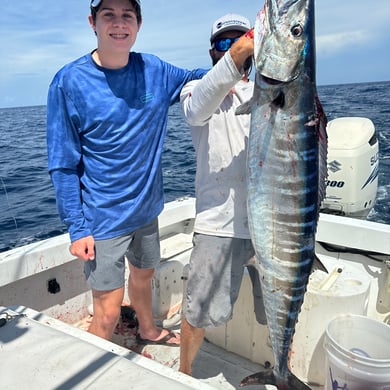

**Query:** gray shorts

left=184, top=233, right=266, bottom=328
left=84, top=219, right=160, bottom=291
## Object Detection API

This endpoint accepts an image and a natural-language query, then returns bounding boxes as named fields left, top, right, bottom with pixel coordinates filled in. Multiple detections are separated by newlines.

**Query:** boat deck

left=73, top=308, right=323, bottom=390
left=74, top=310, right=266, bottom=390
left=1, top=305, right=269, bottom=390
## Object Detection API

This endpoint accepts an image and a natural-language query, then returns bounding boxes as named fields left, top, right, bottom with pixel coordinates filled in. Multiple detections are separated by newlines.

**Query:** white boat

left=1, top=195, right=389, bottom=389
left=1, top=117, right=389, bottom=389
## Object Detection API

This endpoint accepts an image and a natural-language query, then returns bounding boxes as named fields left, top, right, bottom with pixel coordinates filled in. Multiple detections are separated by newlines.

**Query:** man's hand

left=229, top=28, right=254, bottom=72
left=70, top=235, right=95, bottom=261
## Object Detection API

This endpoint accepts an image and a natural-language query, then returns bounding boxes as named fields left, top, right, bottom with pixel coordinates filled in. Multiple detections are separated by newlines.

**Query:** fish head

left=254, top=0, right=315, bottom=83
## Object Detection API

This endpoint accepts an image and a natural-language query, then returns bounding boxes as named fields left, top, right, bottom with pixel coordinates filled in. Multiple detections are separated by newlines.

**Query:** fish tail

left=239, top=368, right=276, bottom=387
left=285, top=371, right=312, bottom=390
left=240, top=369, right=311, bottom=390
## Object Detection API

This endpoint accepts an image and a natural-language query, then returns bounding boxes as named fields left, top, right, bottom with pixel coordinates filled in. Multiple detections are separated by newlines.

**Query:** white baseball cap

left=210, top=13, right=251, bottom=43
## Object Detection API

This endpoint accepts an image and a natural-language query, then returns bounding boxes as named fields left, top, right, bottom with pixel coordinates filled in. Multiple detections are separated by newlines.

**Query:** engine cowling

left=321, top=117, right=379, bottom=218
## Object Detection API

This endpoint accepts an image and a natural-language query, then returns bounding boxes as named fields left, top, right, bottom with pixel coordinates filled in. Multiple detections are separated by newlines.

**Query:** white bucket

left=290, top=267, right=370, bottom=385
left=324, top=314, right=390, bottom=390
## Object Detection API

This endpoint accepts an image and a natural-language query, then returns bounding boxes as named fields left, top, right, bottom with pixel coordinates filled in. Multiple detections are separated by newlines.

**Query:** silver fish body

left=241, top=0, right=327, bottom=388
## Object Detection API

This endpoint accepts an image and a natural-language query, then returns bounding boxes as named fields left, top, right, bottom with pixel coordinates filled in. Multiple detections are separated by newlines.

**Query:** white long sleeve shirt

left=180, top=52, right=254, bottom=239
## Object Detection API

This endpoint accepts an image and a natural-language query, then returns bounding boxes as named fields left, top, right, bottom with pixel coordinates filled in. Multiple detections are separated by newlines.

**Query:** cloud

left=317, top=30, right=372, bottom=57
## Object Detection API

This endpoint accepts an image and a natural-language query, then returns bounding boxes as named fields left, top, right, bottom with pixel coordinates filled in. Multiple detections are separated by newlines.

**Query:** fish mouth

left=261, top=75, right=284, bottom=85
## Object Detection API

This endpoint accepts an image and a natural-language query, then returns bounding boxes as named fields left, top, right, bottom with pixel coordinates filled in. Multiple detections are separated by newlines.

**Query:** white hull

left=1, top=197, right=389, bottom=389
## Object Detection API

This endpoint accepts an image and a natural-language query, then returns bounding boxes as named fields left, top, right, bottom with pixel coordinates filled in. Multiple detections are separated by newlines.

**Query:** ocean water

left=0, top=81, right=389, bottom=252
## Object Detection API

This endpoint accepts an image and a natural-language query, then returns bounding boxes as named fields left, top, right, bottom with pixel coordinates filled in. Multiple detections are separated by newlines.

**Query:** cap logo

left=217, top=19, right=248, bottom=30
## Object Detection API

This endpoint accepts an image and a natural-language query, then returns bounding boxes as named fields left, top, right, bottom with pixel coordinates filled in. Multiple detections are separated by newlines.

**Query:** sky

left=0, top=0, right=389, bottom=108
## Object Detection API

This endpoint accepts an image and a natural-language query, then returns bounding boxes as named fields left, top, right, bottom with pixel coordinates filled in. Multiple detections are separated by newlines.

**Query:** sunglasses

left=212, top=37, right=240, bottom=52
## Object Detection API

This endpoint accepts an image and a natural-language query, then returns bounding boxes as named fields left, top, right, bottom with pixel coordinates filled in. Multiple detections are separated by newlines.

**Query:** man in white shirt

left=179, top=14, right=266, bottom=375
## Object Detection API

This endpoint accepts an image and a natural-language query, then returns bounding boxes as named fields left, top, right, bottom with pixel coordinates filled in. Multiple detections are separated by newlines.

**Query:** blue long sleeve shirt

left=47, top=52, right=207, bottom=242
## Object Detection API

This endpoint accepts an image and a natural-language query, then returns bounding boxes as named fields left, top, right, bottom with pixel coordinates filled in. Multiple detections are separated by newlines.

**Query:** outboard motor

left=321, top=117, right=379, bottom=218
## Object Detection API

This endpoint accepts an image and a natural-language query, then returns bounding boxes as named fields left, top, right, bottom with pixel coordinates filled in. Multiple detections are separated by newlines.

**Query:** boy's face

left=89, top=0, right=141, bottom=54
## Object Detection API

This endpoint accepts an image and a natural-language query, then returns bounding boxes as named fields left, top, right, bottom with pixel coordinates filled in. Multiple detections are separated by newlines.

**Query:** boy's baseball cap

left=91, top=0, right=141, bottom=8
left=210, top=13, right=251, bottom=43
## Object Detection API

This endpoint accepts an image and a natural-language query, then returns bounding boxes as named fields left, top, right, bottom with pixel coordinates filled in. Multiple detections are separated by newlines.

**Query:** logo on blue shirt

left=140, top=93, right=154, bottom=103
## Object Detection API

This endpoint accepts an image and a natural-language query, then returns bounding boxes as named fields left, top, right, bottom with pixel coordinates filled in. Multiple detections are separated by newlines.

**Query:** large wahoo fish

left=238, top=0, right=327, bottom=389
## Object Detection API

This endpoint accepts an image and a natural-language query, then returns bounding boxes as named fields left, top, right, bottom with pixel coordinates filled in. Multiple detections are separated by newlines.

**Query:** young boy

left=46, top=0, right=206, bottom=344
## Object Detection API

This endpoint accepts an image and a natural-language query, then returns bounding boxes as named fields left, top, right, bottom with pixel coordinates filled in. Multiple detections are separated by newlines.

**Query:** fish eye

left=291, top=24, right=303, bottom=37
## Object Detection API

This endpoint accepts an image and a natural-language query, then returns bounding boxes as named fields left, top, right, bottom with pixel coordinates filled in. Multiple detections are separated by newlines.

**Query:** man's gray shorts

left=84, top=219, right=160, bottom=291
left=183, top=233, right=266, bottom=328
